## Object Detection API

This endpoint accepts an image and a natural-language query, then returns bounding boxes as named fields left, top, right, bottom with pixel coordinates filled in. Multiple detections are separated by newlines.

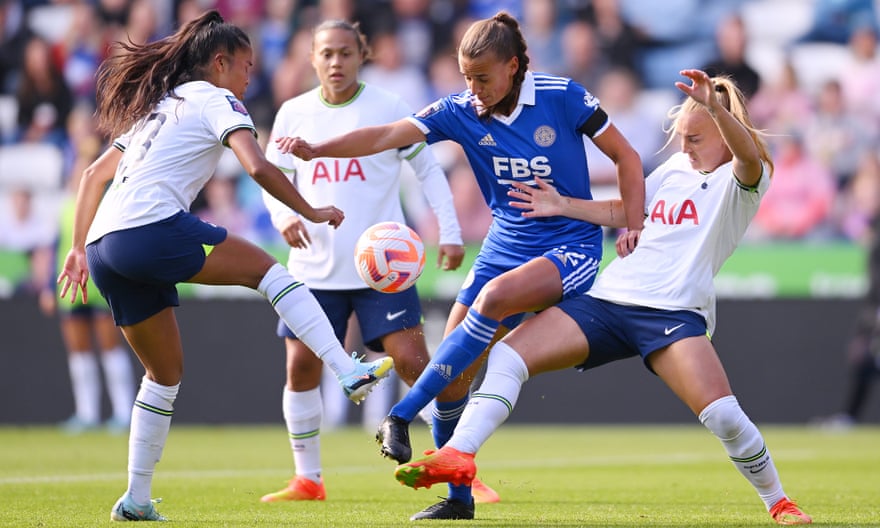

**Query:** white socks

left=68, top=352, right=101, bottom=424
left=284, top=388, right=323, bottom=483
left=101, top=346, right=134, bottom=424
left=699, top=395, right=786, bottom=510
left=258, top=264, right=353, bottom=378
left=447, top=342, right=529, bottom=454
left=128, top=377, right=178, bottom=505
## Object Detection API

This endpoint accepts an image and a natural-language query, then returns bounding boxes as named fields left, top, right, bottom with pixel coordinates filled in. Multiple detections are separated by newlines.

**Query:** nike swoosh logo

left=386, top=310, right=407, bottom=321
left=664, top=323, right=685, bottom=335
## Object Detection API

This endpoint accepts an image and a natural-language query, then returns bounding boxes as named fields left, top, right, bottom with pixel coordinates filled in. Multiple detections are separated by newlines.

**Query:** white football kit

left=88, top=81, right=255, bottom=244
left=588, top=152, right=770, bottom=335
left=264, top=82, right=462, bottom=290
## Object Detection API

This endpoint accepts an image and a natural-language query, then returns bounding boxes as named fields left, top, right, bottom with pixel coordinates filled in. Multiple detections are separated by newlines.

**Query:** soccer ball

left=354, top=221, right=426, bottom=293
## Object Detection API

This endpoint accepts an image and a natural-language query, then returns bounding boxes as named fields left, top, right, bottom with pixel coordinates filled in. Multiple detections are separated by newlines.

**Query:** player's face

left=311, top=28, right=364, bottom=104
left=677, top=109, right=732, bottom=172
left=215, top=47, right=254, bottom=100
left=459, top=53, right=517, bottom=108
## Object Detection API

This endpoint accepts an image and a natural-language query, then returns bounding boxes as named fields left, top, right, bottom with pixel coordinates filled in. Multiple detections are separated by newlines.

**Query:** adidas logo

left=478, top=133, right=496, bottom=146
left=431, top=363, right=455, bottom=380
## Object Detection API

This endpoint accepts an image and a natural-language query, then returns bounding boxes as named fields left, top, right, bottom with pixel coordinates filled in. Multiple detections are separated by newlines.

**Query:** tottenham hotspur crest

left=534, top=125, right=556, bottom=147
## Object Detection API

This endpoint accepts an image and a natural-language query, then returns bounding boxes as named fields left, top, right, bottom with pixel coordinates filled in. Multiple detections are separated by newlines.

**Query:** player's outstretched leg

left=395, top=446, right=476, bottom=490
left=340, top=353, right=394, bottom=404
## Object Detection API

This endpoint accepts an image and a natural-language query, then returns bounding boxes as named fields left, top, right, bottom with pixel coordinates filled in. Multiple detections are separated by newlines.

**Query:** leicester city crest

left=534, top=125, right=556, bottom=147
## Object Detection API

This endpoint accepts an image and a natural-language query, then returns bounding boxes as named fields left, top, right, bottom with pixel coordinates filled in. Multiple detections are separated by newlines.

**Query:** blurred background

left=1, top=0, right=878, bottom=428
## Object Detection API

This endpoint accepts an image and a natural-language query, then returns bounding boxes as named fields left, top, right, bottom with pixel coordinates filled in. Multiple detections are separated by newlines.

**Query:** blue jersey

left=407, top=71, right=606, bottom=256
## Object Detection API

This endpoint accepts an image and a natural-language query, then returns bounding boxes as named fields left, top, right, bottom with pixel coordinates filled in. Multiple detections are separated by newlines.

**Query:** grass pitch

left=1, top=423, right=877, bottom=527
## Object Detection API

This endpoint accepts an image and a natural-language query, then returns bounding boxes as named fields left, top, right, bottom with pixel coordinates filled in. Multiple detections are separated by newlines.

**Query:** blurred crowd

left=2, top=0, right=880, bottom=297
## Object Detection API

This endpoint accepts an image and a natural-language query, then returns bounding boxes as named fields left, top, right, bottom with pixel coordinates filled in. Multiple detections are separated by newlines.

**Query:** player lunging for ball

left=395, top=70, right=813, bottom=525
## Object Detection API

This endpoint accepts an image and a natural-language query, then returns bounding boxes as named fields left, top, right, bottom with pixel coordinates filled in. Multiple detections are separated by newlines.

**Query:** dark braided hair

left=95, top=10, right=250, bottom=138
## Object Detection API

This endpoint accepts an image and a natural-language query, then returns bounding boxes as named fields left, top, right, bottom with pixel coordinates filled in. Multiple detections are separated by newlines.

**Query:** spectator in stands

left=583, top=0, right=640, bottom=79
left=0, top=187, right=57, bottom=296
left=15, top=35, right=73, bottom=148
left=56, top=2, right=108, bottom=102
left=748, top=57, right=813, bottom=134
left=836, top=151, right=880, bottom=243
left=804, top=79, right=875, bottom=192
left=194, top=175, right=260, bottom=243
left=838, top=24, right=880, bottom=123
left=271, top=27, right=317, bottom=108
left=0, top=0, right=34, bottom=96
left=749, top=132, right=836, bottom=241
left=582, top=67, right=667, bottom=188
left=799, top=0, right=878, bottom=44
left=559, top=19, right=608, bottom=91
left=361, top=28, right=432, bottom=112
left=701, top=13, right=760, bottom=99
left=521, top=0, right=565, bottom=75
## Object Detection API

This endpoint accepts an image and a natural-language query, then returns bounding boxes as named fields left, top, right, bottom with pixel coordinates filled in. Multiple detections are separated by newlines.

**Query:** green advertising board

left=1, top=241, right=866, bottom=300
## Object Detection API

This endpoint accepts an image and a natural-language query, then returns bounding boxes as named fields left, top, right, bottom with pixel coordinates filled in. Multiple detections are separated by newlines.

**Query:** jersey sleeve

left=203, top=91, right=257, bottom=146
left=567, top=82, right=609, bottom=139
left=408, top=97, right=456, bottom=144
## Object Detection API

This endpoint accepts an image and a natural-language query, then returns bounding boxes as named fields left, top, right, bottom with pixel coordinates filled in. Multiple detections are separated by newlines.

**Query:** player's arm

left=508, top=177, right=628, bottom=228
left=676, top=69, right=763, bottom=187
left=591, top=123, right=645, bottom=233
left=276, top=119, right=426, bottom=161
left=58, top=145, right=121, bottom=303
left=228, top=128, right=343, bottom=228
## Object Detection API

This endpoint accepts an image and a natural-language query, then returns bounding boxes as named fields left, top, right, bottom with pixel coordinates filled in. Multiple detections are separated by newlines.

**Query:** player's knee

left=472, top=278, right=509, bottom=318
left=698, top=395, right=747, bottom=440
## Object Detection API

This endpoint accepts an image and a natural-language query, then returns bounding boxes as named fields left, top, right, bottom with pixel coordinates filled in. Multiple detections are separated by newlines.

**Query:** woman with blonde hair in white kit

left=56, top=11, right=393, bottom=521
left=395, top=69, right=813, bottom=525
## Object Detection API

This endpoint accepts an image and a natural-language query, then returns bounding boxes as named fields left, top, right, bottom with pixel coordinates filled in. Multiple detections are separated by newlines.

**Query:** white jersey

left=264, top=82, right=461, bottom=290
left=87, top=81, right=255, bottom=243
left=588, top=152, right=770, bottom=335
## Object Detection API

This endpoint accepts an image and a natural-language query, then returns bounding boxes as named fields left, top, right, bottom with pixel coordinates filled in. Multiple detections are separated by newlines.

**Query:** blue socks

left=389, top=308, right=500, bottom=422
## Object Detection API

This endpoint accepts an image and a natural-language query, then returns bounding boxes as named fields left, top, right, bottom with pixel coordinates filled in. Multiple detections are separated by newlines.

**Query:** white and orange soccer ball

left=354, top=221, right=426, bottom=293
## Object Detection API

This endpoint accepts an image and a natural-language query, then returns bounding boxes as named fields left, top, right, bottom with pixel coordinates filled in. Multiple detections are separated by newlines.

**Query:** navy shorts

left=87, top=211, right=227, bottom=326
left=276, top=286, right=423, bottom=352
left=555, top=295, right=708, bottom=373
left=457, top=242, right=600, bottom=328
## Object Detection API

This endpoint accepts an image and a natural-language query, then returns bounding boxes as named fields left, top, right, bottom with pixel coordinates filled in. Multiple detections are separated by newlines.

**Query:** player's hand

left=507, top=177, right=565, bottom=218
left=307, top=206, right=344, bottom=228
left=58, top=247, right=89, bottom=304
left=615, top=228, right=641, bottom=257
left=278, top=216, right=312, bottom=249
left=675, top=69, right=716, bottom=109
left=275, top=137, right=317, bottom=161
left=437, top=243, right=465, bottom=271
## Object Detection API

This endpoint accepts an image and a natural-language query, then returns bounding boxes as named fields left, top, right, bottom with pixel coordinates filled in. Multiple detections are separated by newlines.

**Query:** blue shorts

left=457, top=242, right=600, bottom=328
left=87, top=211, right=227, bottom=326
left=556, top=295, right=707, bottom=373
left=61, top=303, right=111, bottom=319
left=276, top=286, right=423, bottom=352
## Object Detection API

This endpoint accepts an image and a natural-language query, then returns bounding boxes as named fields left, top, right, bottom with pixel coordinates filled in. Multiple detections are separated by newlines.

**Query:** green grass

left=1, top=424, right=877, bottom=527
